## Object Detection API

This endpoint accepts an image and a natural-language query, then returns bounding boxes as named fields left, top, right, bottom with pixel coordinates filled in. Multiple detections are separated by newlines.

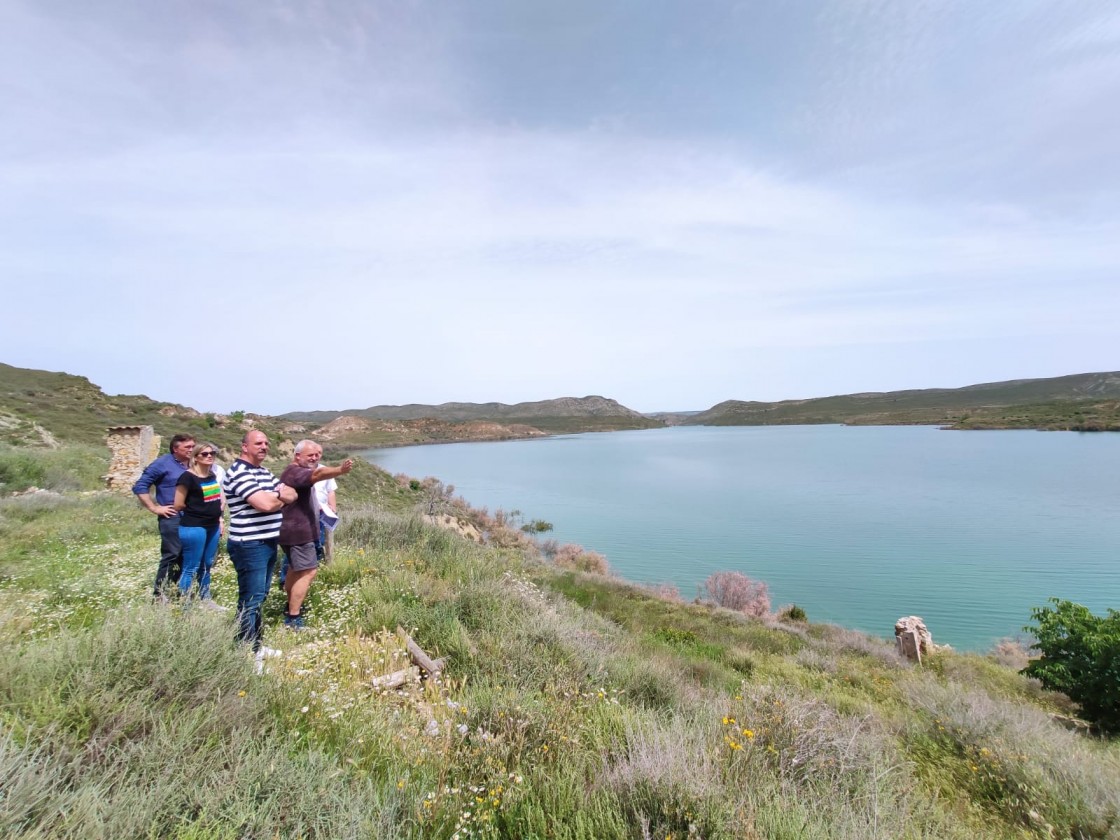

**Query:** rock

left=894, top=616, right=935, bottom=663
left=423, top=514, right=483, bottom=543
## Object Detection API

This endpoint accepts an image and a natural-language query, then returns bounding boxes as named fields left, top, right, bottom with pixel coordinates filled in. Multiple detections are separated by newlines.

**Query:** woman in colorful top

left=173, top=442, right=225, bottom=604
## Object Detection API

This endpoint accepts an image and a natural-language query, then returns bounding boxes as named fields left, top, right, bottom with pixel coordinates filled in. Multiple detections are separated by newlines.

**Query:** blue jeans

left=178, top=525, right=220, bottom=599
left=228, top=538, right=278, bottom=651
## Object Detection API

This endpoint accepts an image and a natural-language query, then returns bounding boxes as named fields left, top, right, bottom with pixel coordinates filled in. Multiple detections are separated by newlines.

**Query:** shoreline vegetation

left=3, top=362, right=1120, bottom=835
left=4, top=443, right=1120, bottom=838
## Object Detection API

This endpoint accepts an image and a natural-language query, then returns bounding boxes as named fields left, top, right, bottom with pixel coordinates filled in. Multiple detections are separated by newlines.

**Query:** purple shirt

left=278, top=463, right=317, bottom=546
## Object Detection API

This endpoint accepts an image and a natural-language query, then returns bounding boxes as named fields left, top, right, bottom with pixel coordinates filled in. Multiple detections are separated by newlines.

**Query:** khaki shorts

left=283, top=542, right=318, bottom=572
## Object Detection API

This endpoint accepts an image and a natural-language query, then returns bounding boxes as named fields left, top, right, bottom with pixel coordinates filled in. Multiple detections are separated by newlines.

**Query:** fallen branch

left=397, top=626, right=446, bottom=677
left=370, top=666, right=421, bottom=691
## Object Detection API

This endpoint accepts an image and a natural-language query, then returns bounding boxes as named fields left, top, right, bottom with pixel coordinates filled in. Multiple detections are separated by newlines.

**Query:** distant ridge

left=685, top=371, right=1120, bottom=430
left=282, top=396, right=663, bottom=434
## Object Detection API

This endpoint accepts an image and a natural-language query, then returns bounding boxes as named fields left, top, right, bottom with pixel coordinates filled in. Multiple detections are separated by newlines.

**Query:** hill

left=0, top=363, right=629, bottom=452
left=686, top=372, right=1120, bottom=430
left=282, top=395, right=665, bottom=434
left=0, top=362, right=288, bottom=451
left=3, top=363, right=1120, bottom=836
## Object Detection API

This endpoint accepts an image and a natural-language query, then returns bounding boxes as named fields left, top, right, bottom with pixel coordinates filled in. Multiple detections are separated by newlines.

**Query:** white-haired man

left=278, top=440, right=353, bottom=629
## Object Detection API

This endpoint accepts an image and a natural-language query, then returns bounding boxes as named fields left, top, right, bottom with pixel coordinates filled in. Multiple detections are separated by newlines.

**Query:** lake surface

left=361, top=425, right=1120, bottom=651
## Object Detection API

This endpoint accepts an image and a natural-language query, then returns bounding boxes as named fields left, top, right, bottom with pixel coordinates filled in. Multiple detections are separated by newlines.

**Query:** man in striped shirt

left=222, top=430, right=297, bottom=656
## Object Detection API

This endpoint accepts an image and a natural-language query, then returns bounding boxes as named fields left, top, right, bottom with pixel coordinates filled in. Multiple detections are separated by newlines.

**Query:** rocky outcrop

left=894, top=616, right=946, bottom=664
left=315, top=415, right=372, bottom=440
left=422, top=514, right=483, bottom=543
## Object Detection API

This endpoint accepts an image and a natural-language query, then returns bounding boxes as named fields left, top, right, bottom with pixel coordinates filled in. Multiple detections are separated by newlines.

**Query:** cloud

left=0, top=1, right=1117, bottom=413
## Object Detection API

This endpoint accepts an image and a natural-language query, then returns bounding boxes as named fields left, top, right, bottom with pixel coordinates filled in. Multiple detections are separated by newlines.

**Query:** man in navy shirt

left=133, top=433, right=195, bottom=599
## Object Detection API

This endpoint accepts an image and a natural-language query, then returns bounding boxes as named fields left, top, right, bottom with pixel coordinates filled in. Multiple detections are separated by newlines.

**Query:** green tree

left=1023, top=598, right=1120, bottom=733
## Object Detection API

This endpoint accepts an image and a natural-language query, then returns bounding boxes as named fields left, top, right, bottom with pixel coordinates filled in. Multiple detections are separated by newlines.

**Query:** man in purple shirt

left=279, top=440, right=353, bottom=629
left=132, top=433, right=195, bottom=599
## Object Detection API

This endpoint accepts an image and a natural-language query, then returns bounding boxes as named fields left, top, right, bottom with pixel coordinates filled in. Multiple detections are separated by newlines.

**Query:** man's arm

left=245, top=482, right=298, bottom=512
left=133, top=459, right=176, bottom=518
left=311, top=459, right=354, bottom=483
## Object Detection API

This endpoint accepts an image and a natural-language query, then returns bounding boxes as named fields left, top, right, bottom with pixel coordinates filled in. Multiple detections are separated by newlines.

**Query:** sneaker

left=256, top=645, right=282, bottom=659
left=283, top=613, right=306, bottom=631
left=199, top=599, right=229, bottom=612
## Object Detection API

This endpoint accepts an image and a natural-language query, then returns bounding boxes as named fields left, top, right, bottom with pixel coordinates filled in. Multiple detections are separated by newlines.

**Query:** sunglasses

left=198, top=451, right=216, bottom=457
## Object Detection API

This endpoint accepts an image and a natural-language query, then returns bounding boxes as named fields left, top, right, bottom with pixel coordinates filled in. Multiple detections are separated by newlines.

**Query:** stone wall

left=105, top=426, right=160, bottom=492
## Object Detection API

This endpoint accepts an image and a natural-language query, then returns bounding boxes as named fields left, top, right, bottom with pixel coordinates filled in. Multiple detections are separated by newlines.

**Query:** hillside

left=0, top=362, right=290, bottom=451
left=3, top=367, right=1120, bottom=837
left=3, top=444, right=1120, bottom=837
left=282, top=395, right=665, bottom=434
left=0, top=364, right=588, bottom=452
left=686, top=372, right=1120, bottom=430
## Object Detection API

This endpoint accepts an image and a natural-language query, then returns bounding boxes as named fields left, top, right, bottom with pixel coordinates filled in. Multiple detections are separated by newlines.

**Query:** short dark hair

left=169, top=433, right=195, bottom=453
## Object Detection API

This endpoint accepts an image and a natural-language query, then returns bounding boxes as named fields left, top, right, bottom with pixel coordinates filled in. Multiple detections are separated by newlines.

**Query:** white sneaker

left=253, top=645, right=281, bottom=674
left=199, top=599, right=229, bottom=612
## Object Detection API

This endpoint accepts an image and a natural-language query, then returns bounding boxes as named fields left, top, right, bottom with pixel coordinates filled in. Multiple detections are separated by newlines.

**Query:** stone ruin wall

left=105, top=426, right=161, bottom=492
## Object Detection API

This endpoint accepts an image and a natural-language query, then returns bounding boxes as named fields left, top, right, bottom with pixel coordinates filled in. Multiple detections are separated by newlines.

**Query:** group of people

left=132, top=430, right=353, bottom=662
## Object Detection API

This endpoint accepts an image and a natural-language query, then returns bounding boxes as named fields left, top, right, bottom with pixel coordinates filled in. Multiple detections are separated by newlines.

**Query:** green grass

left=2, top=482, right=1120, bottom=838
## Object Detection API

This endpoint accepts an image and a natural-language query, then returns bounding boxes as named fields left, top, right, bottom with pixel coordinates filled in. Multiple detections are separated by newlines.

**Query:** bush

left=1023, top=598, right=1120, bottom=732
left=700, top=571, right=770, bottom=618
left=779, top=604, right=808, bottom=623
left=553, top=543, right=610, bottom=575
left=0, top=444, right=107, bottom=494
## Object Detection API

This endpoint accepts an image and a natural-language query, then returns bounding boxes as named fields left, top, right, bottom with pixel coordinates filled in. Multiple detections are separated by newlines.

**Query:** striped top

left=222, top=458, right=282, bottom=542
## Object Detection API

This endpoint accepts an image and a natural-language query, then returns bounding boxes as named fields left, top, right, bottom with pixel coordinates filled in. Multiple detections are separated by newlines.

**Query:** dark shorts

left=284, top=542, right=319, bottom=572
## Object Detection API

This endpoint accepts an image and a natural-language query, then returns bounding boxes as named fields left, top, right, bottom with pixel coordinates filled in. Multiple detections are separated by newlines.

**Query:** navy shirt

left=132, top=453, right=189, bottom=506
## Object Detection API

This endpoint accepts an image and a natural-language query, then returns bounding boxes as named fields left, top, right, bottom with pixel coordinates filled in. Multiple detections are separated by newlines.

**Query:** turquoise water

left=361, top=425, right=1120, bottom=651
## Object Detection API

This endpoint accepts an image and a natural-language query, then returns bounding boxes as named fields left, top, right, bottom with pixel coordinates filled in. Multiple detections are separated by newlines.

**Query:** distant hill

left=282, top=396, right=664, bottom=434
left=685, top=372, right=1120, bottom=430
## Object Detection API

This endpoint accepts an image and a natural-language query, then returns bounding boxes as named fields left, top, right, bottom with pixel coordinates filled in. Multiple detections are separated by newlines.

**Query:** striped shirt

left=222, top=458, right=283, bottom=542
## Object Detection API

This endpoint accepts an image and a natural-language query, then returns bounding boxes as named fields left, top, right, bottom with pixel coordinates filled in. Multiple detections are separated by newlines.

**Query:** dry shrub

left=736, top=685, right=889, bottom=797
left=642, top=583, right=683, bottom=604
left=700, top=571, right=770, bottom=618
left=554, top=543, right=610, bottom=575
left=815, top=624, right=908, bottom=668
left=902, top=679, right=1120, bottom=836
left=988, top=637, right=1032, bottom=672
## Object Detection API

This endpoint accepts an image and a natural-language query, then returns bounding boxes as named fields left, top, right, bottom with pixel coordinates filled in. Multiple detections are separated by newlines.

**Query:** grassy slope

left=2, top=446, right=1119, bottom=838
left=0, top=362, right=289, bottom=452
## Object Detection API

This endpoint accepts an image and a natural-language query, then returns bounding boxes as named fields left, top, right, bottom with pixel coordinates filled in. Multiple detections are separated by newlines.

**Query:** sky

left=2, top=1, right=1118, bottom=415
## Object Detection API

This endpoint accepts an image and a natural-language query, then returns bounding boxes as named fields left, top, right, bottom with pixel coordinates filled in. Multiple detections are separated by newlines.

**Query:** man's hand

left=156, top=504, right=177, bottom=517
left=277, top=483, right=298, bottom=504
left=339, top=459, right=354, bottom=474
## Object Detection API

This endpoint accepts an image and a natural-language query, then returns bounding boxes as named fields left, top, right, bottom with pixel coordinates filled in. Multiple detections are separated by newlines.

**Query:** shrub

left=779, top=604, right=808, bottom=623
left=700, top=571, right=770, bottom=618
left=554, top=543, right=610, bottom=575
left=521, top=519, right=554, bottom=533
left=1023, top=598, right=1120, bottom=732
left=988, top=637, right=1031, bottom=671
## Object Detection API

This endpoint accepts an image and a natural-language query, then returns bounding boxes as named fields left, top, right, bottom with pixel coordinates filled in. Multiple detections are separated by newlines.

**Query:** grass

left=3, top=475, right=1120, bottom=838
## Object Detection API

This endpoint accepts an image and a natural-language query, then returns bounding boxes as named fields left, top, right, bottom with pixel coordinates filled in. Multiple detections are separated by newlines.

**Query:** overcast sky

left=2, top=1, right=1118, bottom=414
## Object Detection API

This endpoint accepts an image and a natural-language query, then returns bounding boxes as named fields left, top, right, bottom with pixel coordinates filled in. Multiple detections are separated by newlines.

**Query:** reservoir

left=361, top=425, right=1120, bottom=651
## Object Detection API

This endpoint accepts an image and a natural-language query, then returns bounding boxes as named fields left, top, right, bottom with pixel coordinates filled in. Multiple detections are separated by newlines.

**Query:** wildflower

left=742, top=728, right=755, bottom=739
left=237, top=690, right=247, bottom=698
left=398, top=779, right=406, bottom=789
